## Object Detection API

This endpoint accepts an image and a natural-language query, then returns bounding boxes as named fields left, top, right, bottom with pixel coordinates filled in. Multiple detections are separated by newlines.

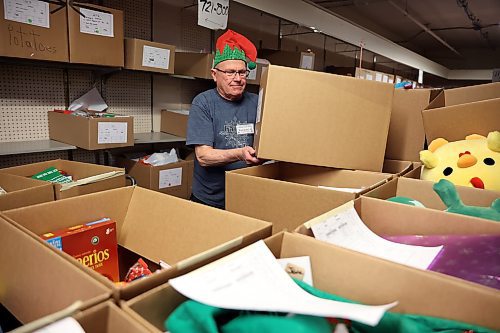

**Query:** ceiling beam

left=234, top=0, right=493, bottom=81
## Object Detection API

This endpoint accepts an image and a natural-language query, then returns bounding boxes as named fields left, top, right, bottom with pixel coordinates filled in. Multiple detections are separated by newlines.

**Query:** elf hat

left=214, top=29, right=257, bottom=70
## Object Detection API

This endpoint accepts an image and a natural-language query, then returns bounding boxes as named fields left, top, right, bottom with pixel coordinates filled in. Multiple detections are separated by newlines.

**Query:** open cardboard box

left=174, top=52, right=213, bottom=79
left=121, top=231, right=500, bottom=332
left=116, top=156, right=193, bottom=199
left=226, top=162, right=392, bottom=234
left=364, top=176, right=500, bottom=213
left=0, top=216, right=110, bottom=324
left=48, top=112, right=134, bottom=150
left=0, top=173, right=54, bottom=211
left=426, top=82, right=500, bottom=111
left=0, top=0, right=69, bottom=62
left=67, top=3, right=124, bottom=67
left=160, top=109, right=189, bottom=138
left=2, top=186, right=272, bottom=300
left=255, top=65, right=393, bottom=171
left=125, top=38, right=175, bottom=74
left=0, top=159, right=125, bottom=200
left=260, top=49, right=316, bottom=70
left=385, top=88, right=441, bottom=162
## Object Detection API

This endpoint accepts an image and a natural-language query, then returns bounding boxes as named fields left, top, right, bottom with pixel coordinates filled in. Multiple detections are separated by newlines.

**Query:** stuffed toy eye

left=483, top=158, right=495, bottom=166
left=443, top=167, right=453, bottom=176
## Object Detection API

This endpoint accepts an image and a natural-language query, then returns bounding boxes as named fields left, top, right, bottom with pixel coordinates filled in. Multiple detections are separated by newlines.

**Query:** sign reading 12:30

left=198, top=0, right=229, bottom=30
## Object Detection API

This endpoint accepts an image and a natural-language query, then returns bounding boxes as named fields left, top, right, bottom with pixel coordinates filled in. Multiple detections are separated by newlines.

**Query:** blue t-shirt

left=186, top=89, right=258, bottom=208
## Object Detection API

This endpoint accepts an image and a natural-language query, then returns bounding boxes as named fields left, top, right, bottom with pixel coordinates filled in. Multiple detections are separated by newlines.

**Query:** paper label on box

left=142, top=45, right=171, bottom=69
left=382, top=75, right=389, bottom=83
left=236, top=123, right=254, bottom=135
left=365, top=73, right=373, bottom=81
left=98, top=122, right=127, bottom=144
left=197, top=0, right=229, bottom=30
left=300, top=55, right=314, bottom=70
left=375, top=73, right=383, bottom=82
left=4, top=0, right=49, bottom=28
left=247, top=66, right=257, bottom=80
left=256, top=87, right=264, bottom=124
left=79, top=7, right=114, bottom=37
left=159, top=167, right=182, bottom=189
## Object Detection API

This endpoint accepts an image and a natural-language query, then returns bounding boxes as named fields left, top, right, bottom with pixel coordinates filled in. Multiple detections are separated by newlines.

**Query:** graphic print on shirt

left=219, top=118, right=251, bottom=148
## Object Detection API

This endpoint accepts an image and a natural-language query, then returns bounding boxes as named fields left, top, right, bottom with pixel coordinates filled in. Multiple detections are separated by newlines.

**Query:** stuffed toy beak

left=457, top=152, right=477, bottom=168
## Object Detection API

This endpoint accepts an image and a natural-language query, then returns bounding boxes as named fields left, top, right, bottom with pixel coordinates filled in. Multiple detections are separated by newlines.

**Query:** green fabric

left=214, top=44, right=256, bottom=70
left=165, top=278, right=497, bottom=333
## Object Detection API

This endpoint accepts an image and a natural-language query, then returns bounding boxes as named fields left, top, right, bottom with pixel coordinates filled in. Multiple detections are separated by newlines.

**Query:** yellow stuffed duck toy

left=419, top=131, right=500, bottom=191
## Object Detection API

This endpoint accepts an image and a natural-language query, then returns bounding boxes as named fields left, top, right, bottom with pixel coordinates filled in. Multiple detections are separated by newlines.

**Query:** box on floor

left=0, top=0, right=69, bottom=62
left=0, top=216, right=110, bottom=324
left=125, top=38, right=175, bottom=74
left=0, top=173, right=54, bottom=211
left=121, top=231, right=500, bottom=332
left=67, top=3, right=124, bottom=66
left=2, top=186, right=271, bottom=300
left=0, top=159, right=125, bottom=200
left=48, top=111, right=134, bottom=150
left=364, top=176, right=500, bottom=213
left=226, top=162, right=392, bottom=234
left=254, top=65, right=394, bottom=171
left=116, top=156, right=193, bottom=199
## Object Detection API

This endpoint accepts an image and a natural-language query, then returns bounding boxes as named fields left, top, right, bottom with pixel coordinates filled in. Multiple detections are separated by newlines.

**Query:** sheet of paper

left=142, top=45, right=170, bottom=69
left=169, top=240, right=397, bottom=327
left=79, top=7, right=114, bottom=37
left=318, top=185, right=363, bottom=194
left=277, top=256, right=313, bottom=286
left=68, top=87, right=108, bottom=112
left=159, top=167, right=182, bottom=189
left=375, top=73, right=383, bottom=82
left=382, top=75, right=389, bottom=83
left=308, top=202, right=442, bottom=270
left=300, top=55, right=314, bottom=70
left=4, top=0, right=49, bottom=28
left=365, top=73, right=373, bottom=81
left=98, top=122, right=127, bottom=144
left=33, top=317, right=85, bottom=333
left=197, top=0, right=229, bottom=30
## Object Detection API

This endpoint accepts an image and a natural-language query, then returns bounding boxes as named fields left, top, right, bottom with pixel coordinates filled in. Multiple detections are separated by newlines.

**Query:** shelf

left=134, top=132, right=186, bottom=144
left=0, top=140, right=77, bottom=156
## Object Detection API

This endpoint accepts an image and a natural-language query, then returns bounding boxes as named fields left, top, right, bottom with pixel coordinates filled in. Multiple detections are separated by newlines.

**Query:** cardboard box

left=160, top=110, right=189, bottom=137
left=422, top=97, right=500, bottom=143
left=0, top=215, right=110, bottom=324
left=245, top=60, right=269, bottom=85
left=426, top=82, right=500, bottom=110
left=125, top=38, right=175, bottom=74
left=0, top=0, right=69, bottom=62
left=0, top=159, right=126, bottom=200
left=48, top=111, right=134, bottom=150
left=174, top=52, right=213, bottom=79
left=364, top=177, right=500, bottom=212
left=260, top=49, right=315, bottom=70
left=67, top=3, right=124, bottom=67
left=226, top=162, right=392, bottom=234
left=385, top=88, right=440, bottom=161
left=0, top=173, right=54, bottom=211
left=116, top=157, right=193, bottom=199
left=3, top=186, right=272, bottom=300
left=254, top=65, right=394, bottom=171
left=122, top=232, right=500, bottom=332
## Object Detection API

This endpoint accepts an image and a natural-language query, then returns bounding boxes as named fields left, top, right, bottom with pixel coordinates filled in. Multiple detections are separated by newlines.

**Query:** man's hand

left=239, top=146, right=260, bottom=165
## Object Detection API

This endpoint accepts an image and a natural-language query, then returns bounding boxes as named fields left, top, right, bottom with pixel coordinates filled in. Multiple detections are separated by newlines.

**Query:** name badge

left=236, top=123, right=254, bottom=135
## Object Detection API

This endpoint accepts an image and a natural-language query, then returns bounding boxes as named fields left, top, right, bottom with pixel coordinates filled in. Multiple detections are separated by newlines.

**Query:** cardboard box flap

left=422, top=97, right=500, bottom=142
left=427, top=82, right=500, bottom=110
left=382, top=159, right=413, bottom=176
left=0, top=173, right=49, bottom=192
left=120, top=187, right=270, bottom=264
left=0, top=173, right=54, bottom=211
left=256, top=65, right=393, bottom=171
left=0, top=216, right=110, bottom=323
left=278, top=233, right=500, bottom=330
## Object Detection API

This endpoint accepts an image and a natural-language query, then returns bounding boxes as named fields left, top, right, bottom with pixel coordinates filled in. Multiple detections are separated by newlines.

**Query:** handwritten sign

left=198, top=0, right=229, bottom=30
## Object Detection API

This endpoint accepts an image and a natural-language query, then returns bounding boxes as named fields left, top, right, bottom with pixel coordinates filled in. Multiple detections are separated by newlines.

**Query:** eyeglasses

left=214, top=68, right=250, bottom=79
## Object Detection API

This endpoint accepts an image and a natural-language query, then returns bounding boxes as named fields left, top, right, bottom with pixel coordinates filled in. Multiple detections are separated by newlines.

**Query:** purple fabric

left=384, top=235, right=500, bottom=290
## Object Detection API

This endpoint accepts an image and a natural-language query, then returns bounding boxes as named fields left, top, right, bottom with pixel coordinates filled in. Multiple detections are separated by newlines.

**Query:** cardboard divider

left=364, top=177, right=500, bottom=212
left=122, top=232, right=500, bottom=332
left=255, top=65, right=393, bottom=171
left=226, top=162, right=392, bottom=234
left=0, top=173, right=54, bottom=211
left=0, top=159, right=126, bottom=199
left=382, top=159, right=420, bottom=177
left=0, top=216, right=111, bottom=324
left=2, top=186, right=272, bottom=300
left=48, top=112, right=134, bottom=150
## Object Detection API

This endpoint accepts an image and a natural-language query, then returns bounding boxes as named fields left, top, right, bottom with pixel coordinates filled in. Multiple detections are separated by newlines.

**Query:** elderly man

left=186, top=29, right=260, bottom=209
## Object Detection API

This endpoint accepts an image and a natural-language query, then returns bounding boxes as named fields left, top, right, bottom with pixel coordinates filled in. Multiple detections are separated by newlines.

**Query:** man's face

left=212, top=59, right=247, bottom=101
